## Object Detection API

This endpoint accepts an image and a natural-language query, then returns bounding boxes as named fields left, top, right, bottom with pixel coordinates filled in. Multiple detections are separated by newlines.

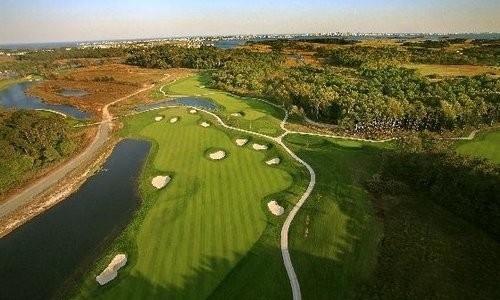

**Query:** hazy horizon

left=1, top=0, right=499, bottom=45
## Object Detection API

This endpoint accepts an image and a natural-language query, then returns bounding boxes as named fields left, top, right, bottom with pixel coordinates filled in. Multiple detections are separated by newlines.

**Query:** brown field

left=0, top=55, right=15, bottom=64
left=403, top=64, right=500, bottom=77
left=239, top=43, right=272, bottom=52
left=28, top=64, right=191, bottom=117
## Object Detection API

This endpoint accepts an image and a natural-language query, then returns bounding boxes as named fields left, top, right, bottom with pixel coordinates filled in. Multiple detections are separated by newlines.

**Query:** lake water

left=136, top=97, right=219, bottom=111
left=0, top=139, right=150, bottom=300
left=0, top=82, right=90, bottom=119
left=59, top=89, right=88, bottom=97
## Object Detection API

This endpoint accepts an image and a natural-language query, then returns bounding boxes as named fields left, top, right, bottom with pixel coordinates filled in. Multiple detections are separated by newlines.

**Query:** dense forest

left=125, top=41, right=500, bottom=135
left=212, top=52, right=499, bottom=134
left=0, top=110, right=77, bottom=195
left=126, top=45, right=227, bottom=69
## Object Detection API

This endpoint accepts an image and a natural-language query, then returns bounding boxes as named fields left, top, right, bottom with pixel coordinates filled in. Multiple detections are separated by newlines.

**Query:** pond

left=0, top=139, right=150, bottom=300
left=59, top=89, right=88, bottom=97
left=0, top=82, right=90, bottom=119
left=136, top=97, right=219, bottom=112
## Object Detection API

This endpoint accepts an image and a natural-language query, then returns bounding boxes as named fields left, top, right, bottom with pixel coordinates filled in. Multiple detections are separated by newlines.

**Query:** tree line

left=126, top=45, right=227, bottom=69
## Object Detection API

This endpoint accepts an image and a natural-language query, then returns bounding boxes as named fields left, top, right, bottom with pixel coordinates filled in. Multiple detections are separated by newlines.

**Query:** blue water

left=59, top=89, right=88, bottom=97
left=0, top=139, right=150, bottom=300
left=0, top=82, right=90, bottom=119
left=136, top=97, right=219, bottom=112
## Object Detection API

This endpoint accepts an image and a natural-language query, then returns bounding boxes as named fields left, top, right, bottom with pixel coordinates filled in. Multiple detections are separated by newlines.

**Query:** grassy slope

left=76, top=108, right=293, bottom=299
left=354, top=192, right=500, bottom=300
left=282, top=134, right=500, bottom=300
left=285, top=134, right=383, bottom=299
left=455, top=130, right=500, bottom=164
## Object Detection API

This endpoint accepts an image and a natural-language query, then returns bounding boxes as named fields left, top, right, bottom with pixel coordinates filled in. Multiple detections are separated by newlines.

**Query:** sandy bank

left=266, top=158, right=280, bottom=165
left=209, top=150, right=226, bottom=160
left=151, top=175, right=171, bottom=189
left=235, top=139, right=248, bottom=146
left=267, top=200, right=284, bottom=216
left=96, top=254, right=127, bottom=285
left=252, top=143, right=268, bottom=150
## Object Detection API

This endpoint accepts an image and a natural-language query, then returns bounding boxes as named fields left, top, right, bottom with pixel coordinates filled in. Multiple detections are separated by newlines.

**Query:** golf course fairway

left=76, top=107, right=293, bottom=299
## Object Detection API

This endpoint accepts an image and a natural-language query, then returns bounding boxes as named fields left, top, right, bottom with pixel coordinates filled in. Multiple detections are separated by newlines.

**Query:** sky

left=0, top=0, right=499, bottom=44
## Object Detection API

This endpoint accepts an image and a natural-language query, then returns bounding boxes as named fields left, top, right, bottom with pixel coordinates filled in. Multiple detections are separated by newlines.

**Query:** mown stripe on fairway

left=80, top=107, right=293, bottom=299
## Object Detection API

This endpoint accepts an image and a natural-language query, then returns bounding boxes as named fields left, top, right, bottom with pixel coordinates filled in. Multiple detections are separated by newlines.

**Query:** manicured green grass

left=164, top=75, right=285, bottom=136
left=209, top=135, right=384, bottom=300
left=76, top=108, right=293, bottom=299
left=164, top=74, right=217, bottom=96
left=284, top=134, right=383, bottom=299
left=455, top=130, right=500, bottom=164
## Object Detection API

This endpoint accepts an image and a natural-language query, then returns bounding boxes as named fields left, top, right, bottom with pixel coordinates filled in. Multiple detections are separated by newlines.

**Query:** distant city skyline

left=0, top=0, right=499, bottom=44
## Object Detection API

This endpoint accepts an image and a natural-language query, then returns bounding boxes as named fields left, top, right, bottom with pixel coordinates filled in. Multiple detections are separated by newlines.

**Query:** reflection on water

left=0, top=82, right=89, bottom=119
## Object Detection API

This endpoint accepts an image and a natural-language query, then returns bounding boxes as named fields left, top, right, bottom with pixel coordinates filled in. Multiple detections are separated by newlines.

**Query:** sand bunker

left=151, top=176, right=171, bottom=189
left=154, top=116, right=164, bottom=122
left=252, top=143, right=268, bottom=150
left=209, top=150, right=226, bottom=160
left=189, top=109, right=197, bottom=114
left=235, top=139, right=248, bottom=146
left=266, top=158, right=281, bottom=165
left=200, top=122, right=210, bottom=127
left=231, top=112, right=242, bottom=117
left=96, top=254, right=127, bottom=285
left=267, top=201, right=284, bottom=216
left=170, top=117, right=179, bottom=123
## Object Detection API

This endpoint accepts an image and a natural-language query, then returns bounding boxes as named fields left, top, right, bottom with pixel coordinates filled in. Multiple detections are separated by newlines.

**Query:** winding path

left=0, top=75, right=171, bottom=219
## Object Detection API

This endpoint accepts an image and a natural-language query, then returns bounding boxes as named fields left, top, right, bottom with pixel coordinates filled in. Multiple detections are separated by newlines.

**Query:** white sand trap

left=231, top=112, right=242, bottom=117
left=170, top=117, right=179, bottom=123
left=151, top=175, right=171, bottom=189
left=209, top=150, right=226, bottom=160
left=200, top=122, right=210, bottom=127
left=267, top=201, right=284, bottom=216
left=189, top=109, right=197, bottom=114
left=154, top=116, right=164, bottom=122
left=96, top=254, right=127, bottom=285
left=266, top=158, right=281, bottom=165
left=235, top=139, right=248, bottom=146
left=252, top=143, right=268, bottom=150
